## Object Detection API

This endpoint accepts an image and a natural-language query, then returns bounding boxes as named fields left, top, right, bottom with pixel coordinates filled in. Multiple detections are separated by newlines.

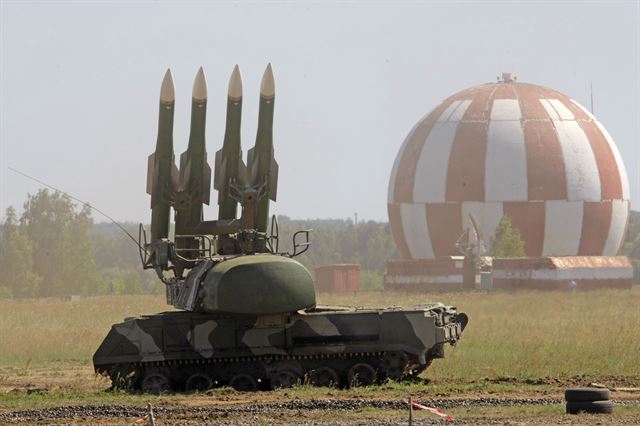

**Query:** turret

left=141, top=65, right=315, bottom=315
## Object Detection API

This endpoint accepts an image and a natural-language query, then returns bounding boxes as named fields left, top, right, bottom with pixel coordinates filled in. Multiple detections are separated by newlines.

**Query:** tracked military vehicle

left=93, top=65, right=468, bottom=393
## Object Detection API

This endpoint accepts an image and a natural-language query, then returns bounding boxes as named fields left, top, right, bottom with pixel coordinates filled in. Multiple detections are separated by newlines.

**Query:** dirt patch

left=2, top=366, right=639, bottom=424
left=480, top=375, right=640, bottom=388
left=1, top=397, right=639, bottom=425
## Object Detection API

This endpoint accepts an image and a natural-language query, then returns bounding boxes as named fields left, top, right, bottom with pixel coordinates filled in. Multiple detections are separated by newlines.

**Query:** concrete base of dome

left=384, top=256, right=633, bottom=291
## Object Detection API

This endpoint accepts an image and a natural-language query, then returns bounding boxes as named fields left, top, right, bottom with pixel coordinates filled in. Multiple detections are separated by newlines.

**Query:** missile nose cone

left=227, top=64, right=243, bottom=100
left=260, top=63, right=275, bottom=98
left=160, top=68, right=175, bottom=103
left=192, top=66, right=208, bottom=101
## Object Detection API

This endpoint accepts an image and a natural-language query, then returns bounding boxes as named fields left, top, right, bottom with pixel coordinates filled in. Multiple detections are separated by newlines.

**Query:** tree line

left=0, top=190, right=400, bottom=297
left=0, top=190, right=638, bottom=298
left=0, top=190, right=155, bottom=298
left=621, top=211, right=640, bottom=282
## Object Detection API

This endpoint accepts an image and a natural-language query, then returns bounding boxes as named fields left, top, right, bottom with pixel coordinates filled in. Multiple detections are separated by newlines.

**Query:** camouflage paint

left=99, top=65, right=469, bottom=393
left=94, top=303, right=465, bottom=384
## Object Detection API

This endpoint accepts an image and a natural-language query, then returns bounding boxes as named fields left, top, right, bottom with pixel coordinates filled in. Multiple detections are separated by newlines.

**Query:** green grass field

left=321, top=288, right=640, bottom=380
left=1, top=289, right=639, bottom=424
left=1, top=288, right=638, bottom=379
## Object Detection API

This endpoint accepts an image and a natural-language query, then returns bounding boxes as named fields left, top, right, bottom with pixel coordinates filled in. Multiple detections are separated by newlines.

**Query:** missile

left=214, top=65, right=247, bottom=221
left=147, top=69, right=178, bottom=242
left=175, top=67, right=212, bottom=238
left=247, top=63, right=279, bottom=233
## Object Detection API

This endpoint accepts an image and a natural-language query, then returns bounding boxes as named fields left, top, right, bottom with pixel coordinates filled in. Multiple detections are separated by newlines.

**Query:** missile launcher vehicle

left=93, top=65, right=468, bottom=393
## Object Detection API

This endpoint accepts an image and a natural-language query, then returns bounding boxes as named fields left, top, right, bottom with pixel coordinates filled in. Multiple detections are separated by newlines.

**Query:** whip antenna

left=8, top=167, right=144, bottom=250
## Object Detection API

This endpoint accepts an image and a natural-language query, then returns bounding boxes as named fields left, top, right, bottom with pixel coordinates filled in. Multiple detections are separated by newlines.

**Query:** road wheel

left=270, top=370, right=300, bottom=389
left=141, top=372, right=170, bottom=394
left=348, top=363, right=376, bottom=387
left=229, top=374, right=257, bottom=392
left=109, top=364, right=137, bottom=390
left=185, top=373, right=211, bottom=393
left=566, top=400, right=613, bottom=414
left=565, top=387, right=610, bottom=402
left=307, top=367, right=339, bottom=388
left=383, top=351, right=408, bottom=381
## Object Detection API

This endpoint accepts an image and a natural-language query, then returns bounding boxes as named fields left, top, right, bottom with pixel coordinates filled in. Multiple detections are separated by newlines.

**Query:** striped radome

left=388, top=80, right=630, bottom=259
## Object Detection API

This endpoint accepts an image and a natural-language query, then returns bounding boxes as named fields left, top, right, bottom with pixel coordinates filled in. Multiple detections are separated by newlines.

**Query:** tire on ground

left=564, top=387, right=610, bottom=402
left=566, top=400, right=613, bottom=414
left=141, top=372, right=171, bottom=394
left=383, top=351, right=408, bottom=381
left=307, top=367, right=339, bottom=388
left=270, top=370, right=300, bottom=390
left=185, top=372, right=212, bottom=392
left=229, top=374, right=258, bottom=392
left=109, top=364, right=137, bottom=390
left=347, top=363, right=376, bottom=387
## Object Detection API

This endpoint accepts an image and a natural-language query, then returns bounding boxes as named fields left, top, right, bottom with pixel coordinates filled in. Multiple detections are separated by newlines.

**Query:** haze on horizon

left=1, top=1, right=638, bottom=224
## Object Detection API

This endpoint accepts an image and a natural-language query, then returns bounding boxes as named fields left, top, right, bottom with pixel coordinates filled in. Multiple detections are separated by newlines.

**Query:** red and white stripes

left=408, top=401, right=454, bottom=421
left=388, top=82, right=630, bottom=259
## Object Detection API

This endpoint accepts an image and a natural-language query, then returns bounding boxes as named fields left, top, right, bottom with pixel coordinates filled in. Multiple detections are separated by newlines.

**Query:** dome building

left=387, top=74, right=630, bottom=260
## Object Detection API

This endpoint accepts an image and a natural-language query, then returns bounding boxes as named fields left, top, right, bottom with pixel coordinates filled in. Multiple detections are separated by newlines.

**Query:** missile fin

left=179, top=151, right=190, bottom=188
left=246, top=146, right=257, bottom=186
left=171, top=163, right=180, bottom=191
left=269, top=158, right=278, bottom=201
left=213, top=149, right=225, bottom=193
left=246, top=147, right=253, bottom=181
left=202, top=162, right=211, bottom=205
left=147, top=153, right=155, bottom=196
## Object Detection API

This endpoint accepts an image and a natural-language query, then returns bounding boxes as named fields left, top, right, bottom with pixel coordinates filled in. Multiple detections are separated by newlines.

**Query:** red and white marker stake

left=133, top=404, right=156, bottom=426
left=408, top=401, right=454, bottom=421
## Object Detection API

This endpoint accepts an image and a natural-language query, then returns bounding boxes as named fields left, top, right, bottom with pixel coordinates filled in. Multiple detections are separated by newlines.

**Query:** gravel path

left=2, top=397, right=639, bottom=425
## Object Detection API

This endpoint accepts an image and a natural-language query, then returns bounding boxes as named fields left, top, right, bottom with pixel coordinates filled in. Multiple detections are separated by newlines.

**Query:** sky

left=1, top=1, right=638, bottom=224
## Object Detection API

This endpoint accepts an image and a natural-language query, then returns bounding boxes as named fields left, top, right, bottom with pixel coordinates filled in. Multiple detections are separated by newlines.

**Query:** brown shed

left=314, top=264, right=361, bottom=292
